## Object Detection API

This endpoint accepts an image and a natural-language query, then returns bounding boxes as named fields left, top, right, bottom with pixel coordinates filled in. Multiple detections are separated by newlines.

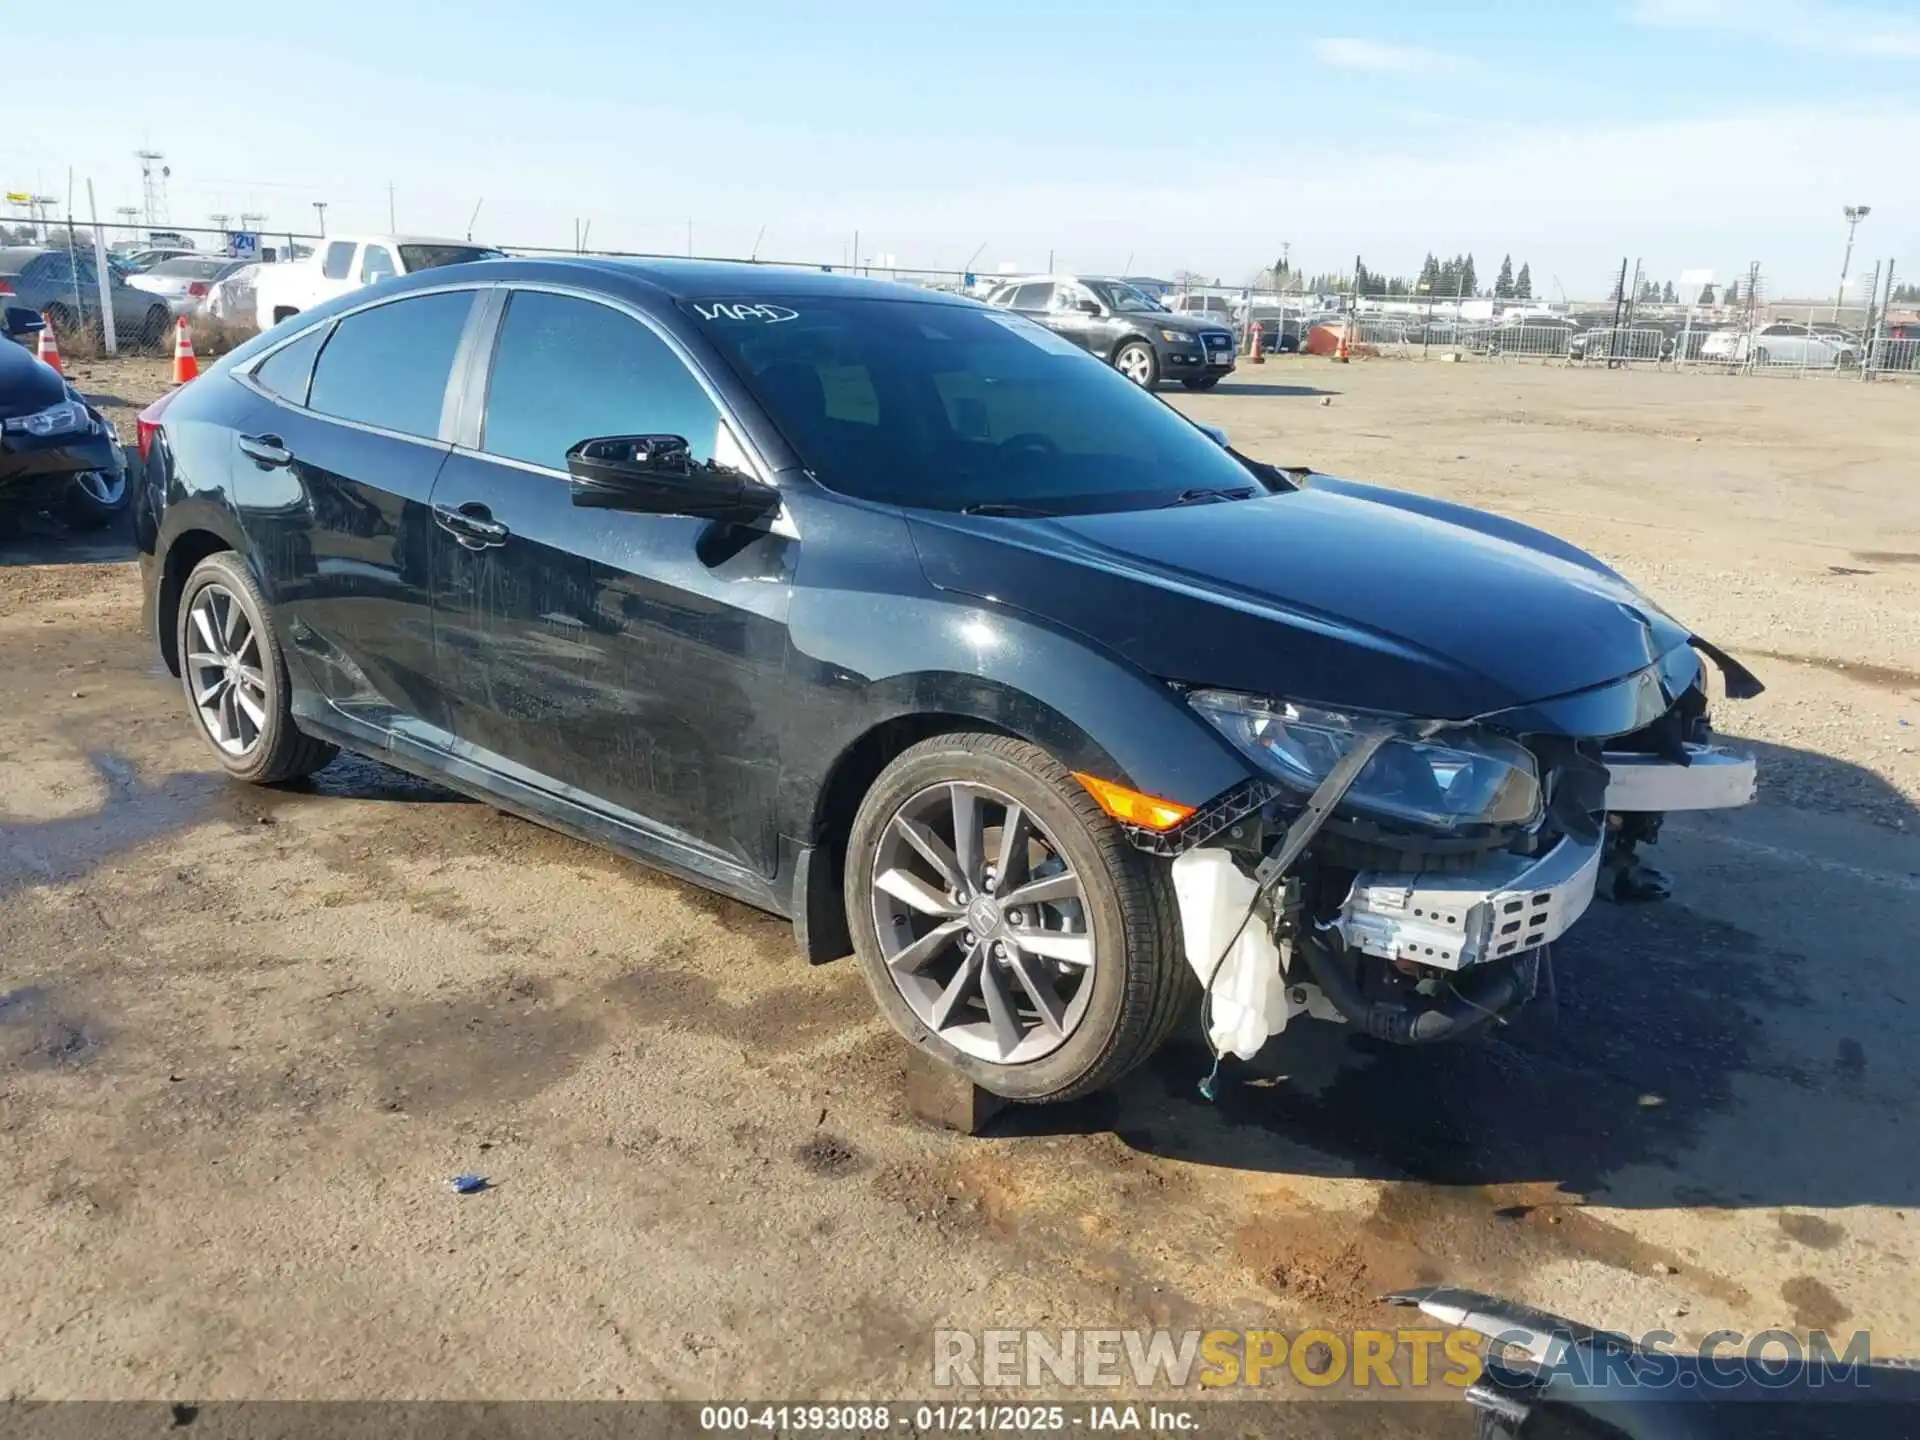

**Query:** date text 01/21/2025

left=697, top=1403, right=1198, bottom=1432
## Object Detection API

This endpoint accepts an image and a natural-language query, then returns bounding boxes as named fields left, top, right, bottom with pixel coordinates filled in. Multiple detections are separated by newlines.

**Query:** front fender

left=782, top=575, right=1256, bottom=841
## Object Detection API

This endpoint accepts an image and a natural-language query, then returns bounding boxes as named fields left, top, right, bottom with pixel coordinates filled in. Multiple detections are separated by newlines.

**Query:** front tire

left=845, top=733, right=1188, bottom=1103
left=1113, top=340, right=1159, bottom=390
left=176, top=551, right=338, bottom=784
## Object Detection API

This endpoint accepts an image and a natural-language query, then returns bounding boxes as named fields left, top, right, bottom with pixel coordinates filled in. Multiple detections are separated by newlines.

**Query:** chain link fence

left=8, top=215, right=1915, bottom=380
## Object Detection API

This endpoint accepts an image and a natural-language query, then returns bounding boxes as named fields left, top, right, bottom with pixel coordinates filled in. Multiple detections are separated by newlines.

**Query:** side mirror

left=566, top=434, right=780, bottom=522
left=3, top=305, right=45, bottom=341
left=1075, top=298, right=1102, bottom=315
left=1196, top=423, right=1230, bottom=449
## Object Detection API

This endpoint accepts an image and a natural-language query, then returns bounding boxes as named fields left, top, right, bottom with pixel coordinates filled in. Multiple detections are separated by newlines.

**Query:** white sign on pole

left=227, top=231, right=260, bottom=260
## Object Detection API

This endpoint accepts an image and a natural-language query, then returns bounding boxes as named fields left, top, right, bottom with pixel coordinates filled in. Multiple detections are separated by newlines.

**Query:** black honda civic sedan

left=135, top=259, right=1760, bottom=1102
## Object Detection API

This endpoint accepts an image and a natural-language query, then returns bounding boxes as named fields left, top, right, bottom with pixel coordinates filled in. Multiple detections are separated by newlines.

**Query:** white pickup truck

left=251, top=233, right=505, bottom=331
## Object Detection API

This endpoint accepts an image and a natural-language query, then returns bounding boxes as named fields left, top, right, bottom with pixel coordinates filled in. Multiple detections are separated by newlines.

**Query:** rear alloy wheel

left=176, top=552, right=337, bottom=784
left=846, top=733, right=1189, bottom=1102
left=1113, top=340, right=1159, bottom=389
left=62, top=468, right=130, bottom=530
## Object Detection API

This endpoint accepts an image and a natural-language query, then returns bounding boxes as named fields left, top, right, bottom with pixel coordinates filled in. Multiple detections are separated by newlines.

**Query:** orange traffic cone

left=36, top=313, right=62, bottom=375
left=171, top=316, right=199, bottom=385
left=1249, top=323, right=1265, bottom=364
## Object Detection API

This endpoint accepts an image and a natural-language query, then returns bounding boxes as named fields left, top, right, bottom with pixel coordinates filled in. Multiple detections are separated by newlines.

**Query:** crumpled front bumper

left=1334, top=831, right=1605, bottom=974
left=1602, top=742, right=1756, bottom=812
left=1334, top=742, right=1756, bottom=972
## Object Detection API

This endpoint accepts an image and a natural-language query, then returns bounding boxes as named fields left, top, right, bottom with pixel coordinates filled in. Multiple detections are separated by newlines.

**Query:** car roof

left=396, top=254, right=980, bottom=306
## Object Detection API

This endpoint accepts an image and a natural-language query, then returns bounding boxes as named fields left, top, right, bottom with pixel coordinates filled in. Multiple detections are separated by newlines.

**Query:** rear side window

left=481, top=291, right=721, bottom=470
left=1008, top=283, right=1053, bottom=311
left=360, top=246, right=396, bottom=284
left=253, top=326, right=329, bottom=407
left=321, top=241, right=356, bottom=280
left=307, top=291, right=473, bottom=439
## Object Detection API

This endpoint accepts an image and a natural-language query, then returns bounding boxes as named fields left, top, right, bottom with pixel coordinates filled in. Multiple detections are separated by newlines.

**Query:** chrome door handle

left=238, top=433, right=293, bottom=468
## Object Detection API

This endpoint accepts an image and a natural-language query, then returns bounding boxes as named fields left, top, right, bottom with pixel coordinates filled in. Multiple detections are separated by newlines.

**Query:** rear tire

left=1113, top=340, right=1159, bottom=390
left=845, top=733, right=1190, bottom=1103
left=176, top=551, right=338, bottom=785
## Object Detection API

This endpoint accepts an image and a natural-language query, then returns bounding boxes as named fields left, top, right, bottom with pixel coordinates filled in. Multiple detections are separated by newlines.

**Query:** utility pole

left=135, top=149, right=169, bottom=228
left=466, top=198, right=484, bottom=242
left=387, top=183, right=397, bottom=231
left=311, top=201, right=327, bottom=236
left=1835, top=204, right=1870, bottom=321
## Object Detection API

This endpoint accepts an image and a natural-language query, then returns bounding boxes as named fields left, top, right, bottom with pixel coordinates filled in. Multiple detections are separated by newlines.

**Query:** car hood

left=0, top=337, right=65, bottom=418
left=908, top=474, right=1697, bottom=725
left=1127, top=310, right=1225, bottom=335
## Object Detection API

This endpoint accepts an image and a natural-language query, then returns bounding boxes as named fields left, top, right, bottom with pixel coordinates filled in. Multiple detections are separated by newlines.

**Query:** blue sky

left=5, top=0, right=1916, bottom=297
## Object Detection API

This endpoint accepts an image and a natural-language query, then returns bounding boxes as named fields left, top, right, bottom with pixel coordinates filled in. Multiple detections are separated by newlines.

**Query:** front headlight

left=2, top=400, right=91, bottom=438
left=1158, top=329, right=1194, bottom=345
left=1189, top=690, right=1542, bottom=832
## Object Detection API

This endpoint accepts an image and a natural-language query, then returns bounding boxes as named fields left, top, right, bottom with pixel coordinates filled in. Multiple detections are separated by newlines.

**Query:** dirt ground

left=2, top=354, right=1916, bottom=1411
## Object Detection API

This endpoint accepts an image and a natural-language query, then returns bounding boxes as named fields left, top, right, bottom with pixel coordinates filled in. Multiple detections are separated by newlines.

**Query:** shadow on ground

left=0, top=508, right=137, bottom=567
left=999, top=735, right=1919, bottom=1215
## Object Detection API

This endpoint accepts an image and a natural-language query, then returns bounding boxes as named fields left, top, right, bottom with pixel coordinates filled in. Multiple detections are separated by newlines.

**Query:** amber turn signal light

left=1072, top=773, right=1195, bottom=832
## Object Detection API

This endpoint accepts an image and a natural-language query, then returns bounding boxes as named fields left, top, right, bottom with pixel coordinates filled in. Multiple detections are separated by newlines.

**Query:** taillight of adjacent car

left=136, top=388, right=179, bottom=463
left=187, top=282, right=210, bottom=298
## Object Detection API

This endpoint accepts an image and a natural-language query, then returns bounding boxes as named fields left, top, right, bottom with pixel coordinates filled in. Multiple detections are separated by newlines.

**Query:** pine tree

left=1494, top=255, right=1514, bottom=299
left=1459, top=254, right=1478, bottom=297
left=1418, top=253, right=1440, bottom=294
left=1723, top=278, right=1738, bottom=305
left=1661, top=280, right=1676, bottom=304
left=1698, top=281, right=1717, bottom=305
left=1515, top=263, right=1533, bottom=300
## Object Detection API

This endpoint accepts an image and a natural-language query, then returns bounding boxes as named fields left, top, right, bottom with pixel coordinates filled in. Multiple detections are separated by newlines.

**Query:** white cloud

left=1628, top=0, right=1920, bottom=58
left=1310, top=37, right=1466, bottom=73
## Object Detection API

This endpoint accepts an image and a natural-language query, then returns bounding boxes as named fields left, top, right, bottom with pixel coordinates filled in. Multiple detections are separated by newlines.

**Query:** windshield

left=1085, top=280, right=1163, bottom=313
left=397, top=244, right=506, bottom=271
left=686, top=296, right=1260, bottom=515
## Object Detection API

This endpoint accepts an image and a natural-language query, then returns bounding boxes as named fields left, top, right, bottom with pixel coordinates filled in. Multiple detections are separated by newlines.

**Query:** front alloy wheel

left=846, top=733, right=1190, bottom=1102
left=872, top=780, right=1095, bottom=1064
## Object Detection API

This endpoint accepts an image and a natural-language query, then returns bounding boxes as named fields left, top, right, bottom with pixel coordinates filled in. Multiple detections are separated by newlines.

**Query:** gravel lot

left=2, top=355, right=1916, bottom=1411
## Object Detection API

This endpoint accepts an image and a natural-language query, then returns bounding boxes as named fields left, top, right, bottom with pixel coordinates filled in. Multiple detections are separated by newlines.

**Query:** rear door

left=428, top=287, right=794, bottom=873
left=234, top=287, right=484, bottom=738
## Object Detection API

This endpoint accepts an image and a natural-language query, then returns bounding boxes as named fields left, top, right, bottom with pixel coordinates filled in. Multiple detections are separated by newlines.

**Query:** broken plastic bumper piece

left=1335, top=832, right=1604, bottom=973
left=1601, top=742, right=1756, bottom=813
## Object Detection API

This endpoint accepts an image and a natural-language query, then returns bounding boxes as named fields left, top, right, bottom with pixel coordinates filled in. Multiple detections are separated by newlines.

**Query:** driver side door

left=428, top=287, right=795, bottom=876
left=1044, top=282, right=1108, bottom=356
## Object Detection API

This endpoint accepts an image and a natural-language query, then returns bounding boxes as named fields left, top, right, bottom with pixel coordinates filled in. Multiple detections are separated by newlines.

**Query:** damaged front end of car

left=1129, top=639, right=1762, bottom=1063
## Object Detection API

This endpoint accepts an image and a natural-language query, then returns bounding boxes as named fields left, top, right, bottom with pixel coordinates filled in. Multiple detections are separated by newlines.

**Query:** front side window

left=360, top=246, right=397, bottom=284
left=321, top=241, right=356, bottom=280
left=688, top=296, right=1258, bottom=515
left=307, top=290, right=474, bottom=438
left=481, top=290, right=721, bottom=470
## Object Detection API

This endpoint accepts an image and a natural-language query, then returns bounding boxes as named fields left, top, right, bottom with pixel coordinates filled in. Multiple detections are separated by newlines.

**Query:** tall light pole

left=312, top=201, right=328, bottom=236
left=1836, top=204, right=1870, bottom=321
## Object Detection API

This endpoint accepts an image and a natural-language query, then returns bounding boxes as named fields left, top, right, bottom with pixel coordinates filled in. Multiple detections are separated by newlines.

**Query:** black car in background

left=987, top=275, right=1236, bottom=389
left=135, top=259, right=1759, bottom=1103
left=0, top=306, right=133, bottom=530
